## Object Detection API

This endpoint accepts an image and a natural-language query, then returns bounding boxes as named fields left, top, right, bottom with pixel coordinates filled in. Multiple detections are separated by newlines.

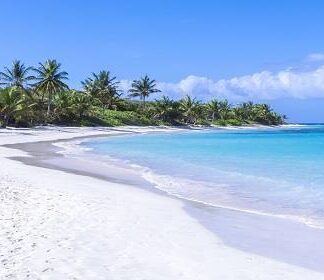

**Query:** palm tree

left=179, top=95, right=202, bottom=124
left=81, top=70, right=120, bottom=110
left=0, top=88, right=27, bottom=127
left=233, top=106, right=245, bottom=121
left=33, top=59, right=69, bottom=115
left=53, top=90, right=92, bottom=120
left=237, top=101, right=254, bottom=120
left=128, top=75, right=161, bottom=108
left=71, top=91, right=92, bottom=118
left=251, top=103, right=272, bottom=124
left=53, top=91, right=74, bottom=119
left=218, top=99, right=231, bottom=120
left=153, top=96, right=179, bottom=123
left=0, top=60, right=35, bottom=89
left=207, top=99, right=221, bottom=121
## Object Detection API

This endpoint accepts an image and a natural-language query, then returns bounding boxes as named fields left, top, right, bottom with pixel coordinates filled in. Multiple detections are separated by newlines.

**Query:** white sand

left=0, top=126, right=323, bottom=280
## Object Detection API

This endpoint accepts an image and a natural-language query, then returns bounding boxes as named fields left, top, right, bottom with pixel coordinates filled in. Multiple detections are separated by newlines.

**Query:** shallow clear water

left=82, top=125, right=324, bottom=228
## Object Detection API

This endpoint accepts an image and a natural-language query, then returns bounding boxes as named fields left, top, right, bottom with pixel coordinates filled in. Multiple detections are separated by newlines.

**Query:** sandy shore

left=1, top=126, right=324, bottom=280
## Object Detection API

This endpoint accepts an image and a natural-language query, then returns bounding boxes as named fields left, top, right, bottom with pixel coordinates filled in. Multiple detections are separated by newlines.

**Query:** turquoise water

left=82, top=125, right=324, bottom=228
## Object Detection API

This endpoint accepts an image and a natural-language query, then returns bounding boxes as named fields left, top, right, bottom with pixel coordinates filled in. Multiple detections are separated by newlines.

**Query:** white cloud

left=306, top=53, right=324, bottom=62
left=121, top=62, right=324, bottom=101
left=208, top=65, right=324, bottom=100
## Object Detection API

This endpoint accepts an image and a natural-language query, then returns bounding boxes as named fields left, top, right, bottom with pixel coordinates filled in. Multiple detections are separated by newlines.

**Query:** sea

left=81, top=125, right=324, bottom=229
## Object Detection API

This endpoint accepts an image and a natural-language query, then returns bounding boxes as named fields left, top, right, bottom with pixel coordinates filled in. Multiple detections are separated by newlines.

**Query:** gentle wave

left=60, top=127, right=324, bottom=230
left=53, top=140, right=94, bottom=155
left=141, top=169, right=324, bottom=230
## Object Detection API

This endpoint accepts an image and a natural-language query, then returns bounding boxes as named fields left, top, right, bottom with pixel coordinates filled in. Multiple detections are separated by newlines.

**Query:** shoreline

left=12, top=128, right=324, bottom=273
left=8, top=125, right=321, bottom=229
left=1, top=126, right=324, bottom=279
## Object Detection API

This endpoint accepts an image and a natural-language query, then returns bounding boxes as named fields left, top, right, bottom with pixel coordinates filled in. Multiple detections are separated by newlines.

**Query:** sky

left=1, top=0, right=324, bottom=122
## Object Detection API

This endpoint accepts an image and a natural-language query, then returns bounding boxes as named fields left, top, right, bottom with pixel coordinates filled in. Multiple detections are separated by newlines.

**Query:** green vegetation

left=129, top=75, right=161, bottom=108
left=0, top=59, right=286, bottom=128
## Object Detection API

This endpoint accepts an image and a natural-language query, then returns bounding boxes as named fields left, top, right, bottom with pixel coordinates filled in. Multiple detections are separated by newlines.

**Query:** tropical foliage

left=179, top=95, right=203, bottom=124
left=128, top=75, right=161, bottom=108
left=152, top=96, right=180, bottom=123
left=82, top=70, right=120, bottom=110
left=0, top=59, right=286, bottom=128
left=0, top=60, right=34, bottom=89
left=33, top=59, right=69, bottom=115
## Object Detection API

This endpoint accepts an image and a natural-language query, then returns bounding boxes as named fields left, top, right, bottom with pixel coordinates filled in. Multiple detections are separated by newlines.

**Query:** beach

left=1, top=126, right=324, bottom=280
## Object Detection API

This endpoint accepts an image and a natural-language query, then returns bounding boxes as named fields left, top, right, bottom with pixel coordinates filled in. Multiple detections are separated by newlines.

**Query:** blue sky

left=1, top=0, right=324, bottom=122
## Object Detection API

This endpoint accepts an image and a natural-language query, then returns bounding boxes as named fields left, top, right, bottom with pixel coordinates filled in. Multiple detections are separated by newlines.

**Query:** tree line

left=0, top=59, right=286, bottom=128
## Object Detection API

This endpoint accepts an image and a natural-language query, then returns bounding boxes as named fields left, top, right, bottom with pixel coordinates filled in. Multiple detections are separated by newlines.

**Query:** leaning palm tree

left=128, top=75, right=161, bottom=108
left=0, top=60, right=35, bottom=89
left=33, top=59, right=69, bottom=115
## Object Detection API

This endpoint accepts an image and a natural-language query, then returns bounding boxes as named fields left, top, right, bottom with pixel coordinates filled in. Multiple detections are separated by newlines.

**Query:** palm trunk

left=47, top=93, right=52, bottom=116
left=2, top=114, right=9, bottom=128
left=47, top=102, right=51, bottom=115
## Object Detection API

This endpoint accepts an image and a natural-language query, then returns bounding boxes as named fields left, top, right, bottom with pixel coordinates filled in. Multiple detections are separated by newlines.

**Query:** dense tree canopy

left=0, top=59, right=286, bottom=128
